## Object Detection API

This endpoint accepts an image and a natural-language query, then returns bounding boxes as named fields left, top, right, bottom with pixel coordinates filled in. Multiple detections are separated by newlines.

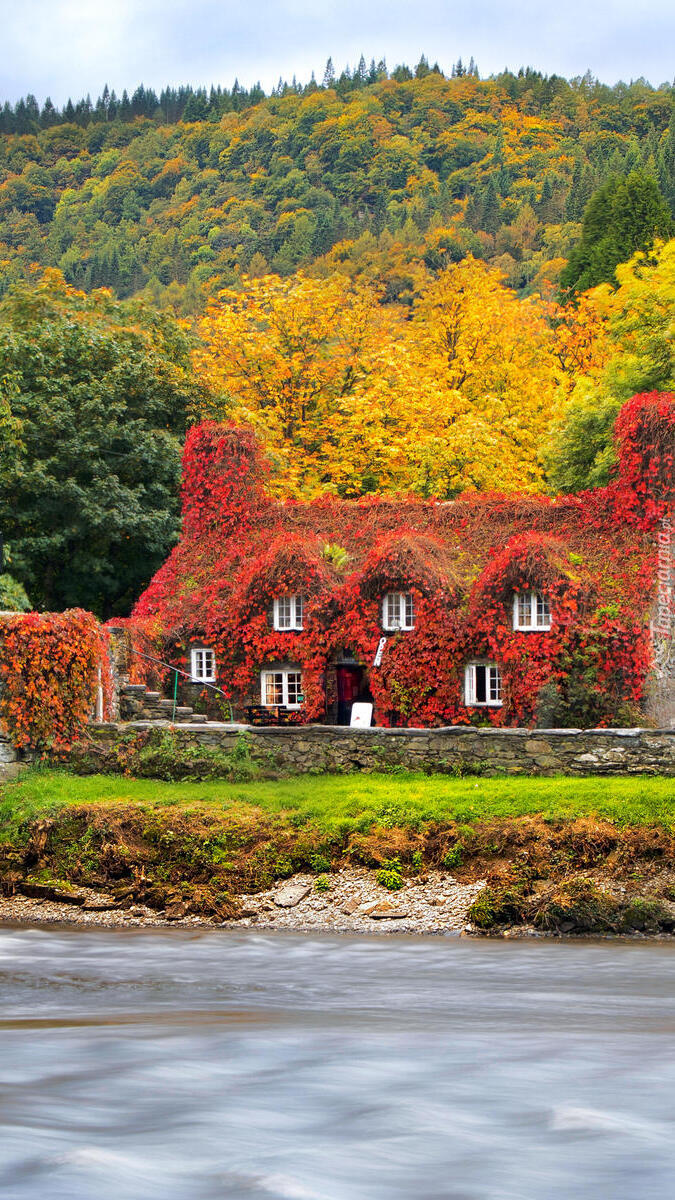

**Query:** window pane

left=265, top=673, right=283, bottom=705
left=475, top=664, right=487, bottom=704
left=404, top=593, right=415, bottom=628
left=276, top=597, right=292, bottom=629
left=536, top=594, right=551, bottom=627
left=385, top=593, right=398, bottom=628
left=489, top=666, right=502, bottom=701
left=295, top=595, right=304, bottom=629
left=287, top=672, right=302, bottom=706
left=517, top=593, right=530, bottom=627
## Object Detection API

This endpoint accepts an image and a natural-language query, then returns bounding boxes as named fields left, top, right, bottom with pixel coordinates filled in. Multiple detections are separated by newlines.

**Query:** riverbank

left=2, top=769, right=675, bottom=937
left=0, top=866, right=485, bottom=934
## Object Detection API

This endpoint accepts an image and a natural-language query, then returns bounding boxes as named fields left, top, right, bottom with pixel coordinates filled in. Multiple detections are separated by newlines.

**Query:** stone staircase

left=119, top=683, right=210, bottom=724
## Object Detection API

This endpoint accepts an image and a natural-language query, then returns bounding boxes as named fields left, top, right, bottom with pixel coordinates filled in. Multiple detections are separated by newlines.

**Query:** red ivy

left=0, top=610, right=112, bottom=754
left=128, top=394, right=674, bottom=728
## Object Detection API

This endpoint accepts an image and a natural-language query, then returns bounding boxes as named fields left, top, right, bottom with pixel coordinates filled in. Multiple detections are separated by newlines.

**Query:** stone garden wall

left=0, top=735, right=27, bottom=781
left=86, top=721, right=675, bottom=776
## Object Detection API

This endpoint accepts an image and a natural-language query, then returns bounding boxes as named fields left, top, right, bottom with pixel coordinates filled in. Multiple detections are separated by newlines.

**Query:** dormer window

left=383, top=592, right=415, bottom=631
left=273, top=595, right=304, bottom=631
left=190, top=647, right=216, bottom=683
left=465, top=662, right=502, bottom=707
left=513, top=591, right=551, bottom=631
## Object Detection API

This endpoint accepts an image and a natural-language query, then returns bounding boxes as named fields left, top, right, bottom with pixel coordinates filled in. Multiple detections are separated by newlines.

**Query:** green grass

left=2, top=767, right=675, bottom=835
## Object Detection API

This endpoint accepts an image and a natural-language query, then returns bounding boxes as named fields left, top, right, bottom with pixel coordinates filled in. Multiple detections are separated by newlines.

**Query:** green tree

left=0, top=271, right=214, bottom=616
left=560, top=171, right=673, bottom=295
left=547, top=238, right=675, bottom=492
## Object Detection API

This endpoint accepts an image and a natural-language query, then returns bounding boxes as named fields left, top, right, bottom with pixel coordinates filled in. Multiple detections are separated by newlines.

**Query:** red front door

left=336, top=666, right=363, bottom=725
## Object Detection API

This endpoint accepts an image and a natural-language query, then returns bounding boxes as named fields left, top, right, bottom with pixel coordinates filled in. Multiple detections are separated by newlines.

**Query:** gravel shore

left=0, top=868, right=485, bottom=935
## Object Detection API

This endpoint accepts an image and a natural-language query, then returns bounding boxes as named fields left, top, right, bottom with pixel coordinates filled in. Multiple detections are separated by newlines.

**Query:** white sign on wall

left=373, top=637, right=387, bottom=667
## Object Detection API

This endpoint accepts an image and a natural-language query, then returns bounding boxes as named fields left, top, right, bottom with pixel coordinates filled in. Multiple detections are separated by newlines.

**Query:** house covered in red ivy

left=128, top=392, right=675, bottom=729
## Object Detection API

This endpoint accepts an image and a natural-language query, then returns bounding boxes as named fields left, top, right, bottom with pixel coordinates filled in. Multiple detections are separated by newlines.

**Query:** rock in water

left=274, top=884, right=311, bottom=908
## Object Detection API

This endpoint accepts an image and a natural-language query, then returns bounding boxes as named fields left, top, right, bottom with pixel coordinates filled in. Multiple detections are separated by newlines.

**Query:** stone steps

left=118, top=682, right=214, bottom=724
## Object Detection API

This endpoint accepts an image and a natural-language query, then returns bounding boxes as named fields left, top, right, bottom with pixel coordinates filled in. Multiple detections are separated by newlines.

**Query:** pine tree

left=560, top=170, right=674, bottom=294
left=323, top=57, right=335, bottom=88
left=482, top=178, right=501, bottom=234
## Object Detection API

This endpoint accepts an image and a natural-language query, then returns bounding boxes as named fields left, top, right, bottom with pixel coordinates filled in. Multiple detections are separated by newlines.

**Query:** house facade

left=129, top=392, right=675, bottom=729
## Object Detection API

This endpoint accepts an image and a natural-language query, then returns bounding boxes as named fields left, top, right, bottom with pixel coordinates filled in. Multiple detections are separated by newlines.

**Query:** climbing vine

left=130, top=394, right=673, bottom=729
left=0, top=610, right=111, bottom=754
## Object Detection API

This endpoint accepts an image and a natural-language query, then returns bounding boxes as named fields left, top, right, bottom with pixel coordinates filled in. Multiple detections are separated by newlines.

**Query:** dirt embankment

left=2, top=805, right=675, bottom=936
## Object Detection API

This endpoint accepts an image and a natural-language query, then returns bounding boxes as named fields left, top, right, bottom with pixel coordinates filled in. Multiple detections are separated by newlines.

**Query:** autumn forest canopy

left=1, top=57, right=675, bottom=615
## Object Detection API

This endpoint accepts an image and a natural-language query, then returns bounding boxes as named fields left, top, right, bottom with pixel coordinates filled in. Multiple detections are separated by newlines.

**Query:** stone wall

left=86, top=721, right=675, bottom=776
left=0, top=734, right=27, bottom=781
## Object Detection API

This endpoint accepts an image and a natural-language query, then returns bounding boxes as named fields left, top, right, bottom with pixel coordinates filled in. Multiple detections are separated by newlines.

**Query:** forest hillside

left=1, top=60, right=675, bottom=308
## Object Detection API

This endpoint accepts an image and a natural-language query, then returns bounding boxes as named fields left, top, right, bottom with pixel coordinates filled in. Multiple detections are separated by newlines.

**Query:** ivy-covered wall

left=0, top=610, right=111, bottom=755
left=124, top=392, right=675, bottom=730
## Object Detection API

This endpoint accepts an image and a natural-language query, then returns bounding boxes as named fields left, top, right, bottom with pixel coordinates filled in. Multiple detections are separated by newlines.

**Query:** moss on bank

left=1, top=769, right=675, bottom=931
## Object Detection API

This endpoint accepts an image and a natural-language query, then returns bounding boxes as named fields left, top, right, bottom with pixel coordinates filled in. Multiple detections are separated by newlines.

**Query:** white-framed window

left=190, top=647, right=216, bottom=683
left=512, top=591, right=552, bottom=631
left=260, top=667, right=303, bottom=709
left=465, top=662, right=502, bottom=707
left=273, top=594, right=304, bottom=631
left=382, top=591, right=415, bottom=631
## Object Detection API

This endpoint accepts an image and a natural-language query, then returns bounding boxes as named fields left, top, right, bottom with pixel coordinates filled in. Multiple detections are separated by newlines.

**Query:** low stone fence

left=85, top=721, right=675, bottom=776
left=0, top=735, right=28, bottom=781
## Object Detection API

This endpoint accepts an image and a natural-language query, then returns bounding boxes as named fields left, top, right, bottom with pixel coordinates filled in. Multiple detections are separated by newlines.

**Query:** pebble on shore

left=0, top=868, right=485, bottom=935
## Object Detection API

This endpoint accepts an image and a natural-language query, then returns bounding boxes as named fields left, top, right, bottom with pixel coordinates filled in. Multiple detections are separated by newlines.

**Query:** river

left=1, top=927, right=675, bottom=1199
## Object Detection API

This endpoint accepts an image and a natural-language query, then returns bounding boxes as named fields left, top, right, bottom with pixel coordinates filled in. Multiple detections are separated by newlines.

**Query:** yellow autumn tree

left=193, top=261, right=564, bottom=499
left=402, top=256, right=562, bottom=495
left=193, top=272, right=408, bottom=496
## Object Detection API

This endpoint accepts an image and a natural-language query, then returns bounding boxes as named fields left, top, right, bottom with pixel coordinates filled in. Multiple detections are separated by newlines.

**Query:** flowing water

left=1, top=926, right=675, bottom=1199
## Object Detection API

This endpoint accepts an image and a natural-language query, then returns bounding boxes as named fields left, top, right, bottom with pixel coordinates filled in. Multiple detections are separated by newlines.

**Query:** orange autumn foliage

left=0, top=610, right=111, bottom=754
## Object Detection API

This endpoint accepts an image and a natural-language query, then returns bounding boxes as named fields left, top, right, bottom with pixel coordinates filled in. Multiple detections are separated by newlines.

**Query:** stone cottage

left=127, top=392, right=675, bottom=729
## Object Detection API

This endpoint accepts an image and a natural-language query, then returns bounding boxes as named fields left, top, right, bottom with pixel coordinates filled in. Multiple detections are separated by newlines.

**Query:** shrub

left=618, top=897, right=673, bottom=934
left=376, top=856, right=404, bottom=890
left=102, top=729, right=261, bottom=782
left=468, top=884, right=527, bottom=929
left=310, top=853, right=331, bottom=873
left=273, top=855, right=294, bottom=879
left=442, top=845, right=463, bottom=869
left=532, top=878, right=618, bottom=933
left=315, top=874, right=331, bottom=892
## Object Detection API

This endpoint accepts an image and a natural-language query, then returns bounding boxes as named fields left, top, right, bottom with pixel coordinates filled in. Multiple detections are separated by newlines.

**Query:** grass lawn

left=2, top=767, right=675, bottom=835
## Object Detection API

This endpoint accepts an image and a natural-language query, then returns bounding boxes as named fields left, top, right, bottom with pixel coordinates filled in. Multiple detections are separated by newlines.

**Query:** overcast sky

left=1, top=0, right=674, bottom=106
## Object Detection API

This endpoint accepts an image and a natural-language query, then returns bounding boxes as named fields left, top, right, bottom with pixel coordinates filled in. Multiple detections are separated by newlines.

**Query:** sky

left=1, top=0, right=674, bottom=106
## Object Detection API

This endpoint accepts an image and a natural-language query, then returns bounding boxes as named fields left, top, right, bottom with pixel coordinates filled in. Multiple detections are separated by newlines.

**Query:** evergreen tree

left=560, top=170, right=674, bottom=294
left=481, top=177, right=501, bottom=234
